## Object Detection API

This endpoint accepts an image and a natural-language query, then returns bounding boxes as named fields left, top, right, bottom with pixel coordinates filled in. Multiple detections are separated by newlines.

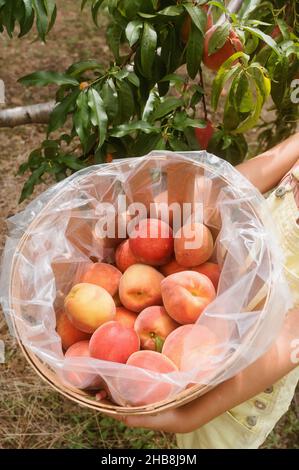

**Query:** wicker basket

left=8, top=153, right=272, bottom=416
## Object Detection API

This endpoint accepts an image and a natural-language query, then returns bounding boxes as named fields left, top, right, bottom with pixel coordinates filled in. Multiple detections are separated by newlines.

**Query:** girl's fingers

left=113, top=409, right=182, bottom=433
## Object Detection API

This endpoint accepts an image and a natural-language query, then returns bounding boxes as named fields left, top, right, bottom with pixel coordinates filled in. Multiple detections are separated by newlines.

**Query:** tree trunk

left=0, top=101, right=55, bottom=128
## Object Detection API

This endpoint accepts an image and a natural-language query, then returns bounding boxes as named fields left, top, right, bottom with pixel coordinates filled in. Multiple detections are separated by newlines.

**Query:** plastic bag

left=0, top=151, right=292, bottom=407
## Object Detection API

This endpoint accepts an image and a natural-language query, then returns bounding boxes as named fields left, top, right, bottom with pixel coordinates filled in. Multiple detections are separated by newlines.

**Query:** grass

left=0, top=0, right=298, bottom=450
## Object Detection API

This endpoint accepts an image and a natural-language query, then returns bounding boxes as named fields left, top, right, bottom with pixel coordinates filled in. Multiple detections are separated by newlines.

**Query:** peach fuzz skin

left=192, top=262, right=221, bottom=290
left=115, top=307, right=138, bottom=329
left=80, top=262, right=122, bottom=296
left=160, top=259, right=185, bottom=277
left=162, top=324, right=219, bottom=375
left=89, top=321, right=140, bottom=363
left=115, top=239, right=139, bottom=273
left=56, top=311, right=90, bottom=350
left=174, top=222, right=214, bottom=268
left=64, top=283, right=116, bottom=333
left=161, top=271, right=216, bottom=324
left=134, top=306, right=179, bottom=352
left=118, top=351, right=178, bottom=406
left=119, top=264, right=164, bottom=313
left=129, top=218, right=174, bottom=266
left=63, top=341, right=102, bottom=390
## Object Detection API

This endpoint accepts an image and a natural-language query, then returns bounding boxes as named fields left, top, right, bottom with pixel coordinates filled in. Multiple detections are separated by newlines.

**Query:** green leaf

left=19, top=163, right=48, bottom=202
left=67, top=60, right=103, bottom=77
left=48, top=90, right=80, bottom=133
left=151, top=97, right=183, bottom=121
left=91, top=0, right=105, bottom=26
left=243, top=26, right=280, bottom=55
left=115, top=80, right=135, bottom=123
left=183, top=3, right=207, bottom=36
left=186, top=23, right=203, bottom=79
left=125, top=19, right=143, bottom=47
left=173, top=112, right=206, bottom=131
left=88, top=88, right=108, bottom=149
left=110, top=121, right=159, bottom=138
left=106, top=22, right=123, bottom=62
left=141, top=22, right=157, bottom=78
left=32, top=0, right=48, bottom=41
left=127, top=72, right=140, bottom=87
left=73, top=92, right=90, bottom=149
left=208, top=23, right=230, bottom=55
left=168, top=136, right=190, bottom=152
left=58, top=154, right=86, bottom=170
left=100, top=80, right=118, bottom=121
left=158, top=5, right=184, bottom=16
left=232, top=82, right=263, bottom=134
left=19, top=0, right=35, bottom=37
left=19, top=71, right=79, bottom=87
left=142, top=89, right=159, bottom=121
left=231, top=72, right=253, bottom=113
left=211, top=62, right=242, bottom=111
left=247, top=64, right=271, bottom=102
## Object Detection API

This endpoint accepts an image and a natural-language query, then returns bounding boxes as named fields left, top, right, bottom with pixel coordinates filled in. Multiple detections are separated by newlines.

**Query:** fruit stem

left=199, top=67, right=208, bottom=121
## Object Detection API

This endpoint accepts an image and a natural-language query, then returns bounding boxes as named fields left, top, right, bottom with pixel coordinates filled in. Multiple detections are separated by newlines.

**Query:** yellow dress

left=177, top=168, right=299, bottom=449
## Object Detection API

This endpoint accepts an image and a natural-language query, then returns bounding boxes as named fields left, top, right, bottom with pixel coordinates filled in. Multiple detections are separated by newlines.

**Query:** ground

left=0, top=0, right=298, bottom=449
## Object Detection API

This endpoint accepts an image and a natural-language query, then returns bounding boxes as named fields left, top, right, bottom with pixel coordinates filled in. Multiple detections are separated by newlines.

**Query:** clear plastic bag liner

left=0, top=151, right=292, bottom=406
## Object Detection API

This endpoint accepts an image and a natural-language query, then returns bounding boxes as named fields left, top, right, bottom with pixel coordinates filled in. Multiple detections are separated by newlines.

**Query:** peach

left=174, top=222, right=214, bottom=268
left=80, top=262, right=121, bottom=296
left=192, top=262, right=221, bottom=290
left=115, top=239, right=139, bottom=273
left=161, top=271, right=216, bottom=324
left=56, top=311, right=90, bottom=350
left=118, top=351, right=178, bottom=406
left=119, top=264, right=164, bottom=312
left=162, top=324, right=219, bottom=377
left=160, top=259, right=185, bottom=277
left=134, top=306, right=179, bottom=352
left=63, top=341, right=102, bottom=389
left=89, top=321, right=140, bottom=363
left=195, top=121, right=214, bottom=150
left=129, top=218, right=174, bottom=266
left=115, top=307, right=138, bottom=329
left=64, top=283, right=116, bottom=333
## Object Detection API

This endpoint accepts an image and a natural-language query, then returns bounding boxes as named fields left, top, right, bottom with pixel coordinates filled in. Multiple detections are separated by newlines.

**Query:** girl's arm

left=237, top=133, right=299, bottom=193
left=115, top=309, right=299, bottom=433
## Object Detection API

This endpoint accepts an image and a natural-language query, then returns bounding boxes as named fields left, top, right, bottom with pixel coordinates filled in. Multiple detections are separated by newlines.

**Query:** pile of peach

left=57, top=218, right=221, bottom=406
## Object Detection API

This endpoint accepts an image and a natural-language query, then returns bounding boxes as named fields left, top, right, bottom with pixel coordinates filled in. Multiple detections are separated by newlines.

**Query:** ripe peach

left=161, top=271, right=216, bottom=324
left=118, top=351, right=178, bottom=406
left=115, top=239, right=139, bottom=273
left=63, top=341, right=101, bottom=389
left=174, top=222, right=214, bottom=268
left=64, top=283, right=116, bottom=333
left=203, top=27, right=243, bottom=71
left=192, top=262, right=221, bottom=290
left=129, top=218, right=174, bottom=266
left=195, top=121, right=214, bottom=150
left=160, top=259, right=185, bottom=277
left=80, top=262, right=122, bottom=296
left=119, top=264, right=164, bottom=312
left=162, top=324, right=219, bottom=377
left=115, top=307, right=138, bottom=329
left=89, top=321, right=140, bottom=363
left=56, top=311, right=90, bottom=350
left=134, top=306, right=179, bottom=352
